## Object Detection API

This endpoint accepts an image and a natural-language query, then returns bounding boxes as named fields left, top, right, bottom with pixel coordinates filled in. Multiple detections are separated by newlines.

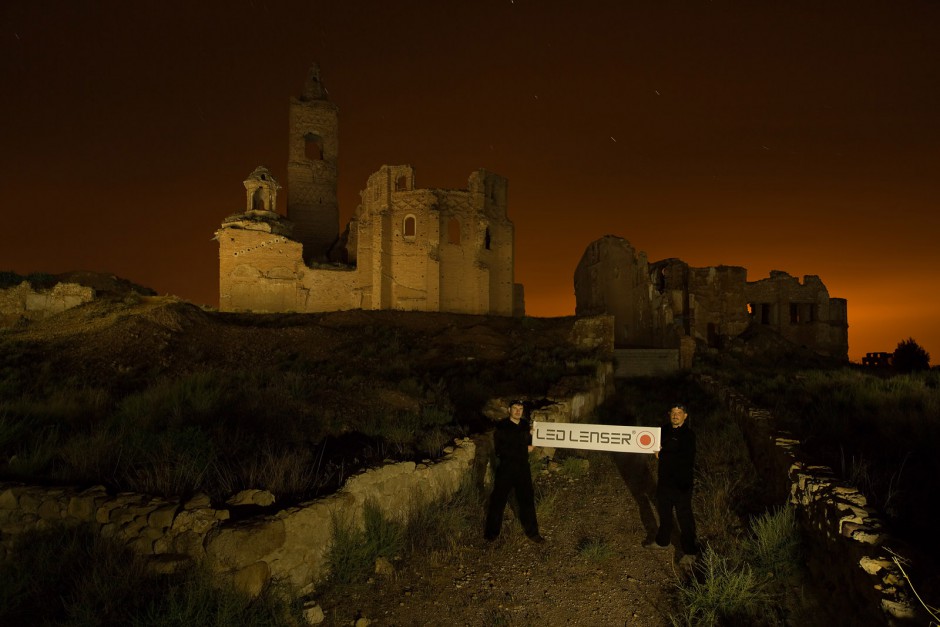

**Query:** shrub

left=893, top=337, right=931, bottom=373
left=670, top=545, right=777, bottom=626
left=119, top=425, right=218, bottom=497
left=419, top=426, right=450, bottom=458
left=6, top=425, right=60, bottom=478
left=214, top=445, right=322, bottom=500
left=327, top=500, right=404, bottom=584
left=745, top=506, right=801, bottom=582
left=534, top=484, right=559, bottom=520
left=404, top=478, right=479, bottom=558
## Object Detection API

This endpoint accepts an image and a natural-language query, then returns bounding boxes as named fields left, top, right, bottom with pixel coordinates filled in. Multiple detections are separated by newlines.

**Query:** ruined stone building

left=215, top=65, right=523, bottom=316
left=574, top=236, right=848, bottom=360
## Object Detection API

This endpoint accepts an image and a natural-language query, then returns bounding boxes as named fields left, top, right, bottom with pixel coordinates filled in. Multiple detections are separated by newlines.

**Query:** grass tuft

left=576, top=535, right=614, bottom=562
left=327, top=500, right=405, bottom=584
left=744, top=506, right=802, bottom=582
left=670, top=545, right=776, bottom=626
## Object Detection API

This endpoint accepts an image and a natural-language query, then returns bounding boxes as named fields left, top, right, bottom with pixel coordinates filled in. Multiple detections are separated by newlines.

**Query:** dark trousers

left=484, top=464, right=539, bottom=539
left=655, top=485, right=698, bottom=554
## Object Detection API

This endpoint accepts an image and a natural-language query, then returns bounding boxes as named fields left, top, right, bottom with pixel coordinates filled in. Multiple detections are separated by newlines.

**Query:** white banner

left=532, top=421, right=660, bottom=454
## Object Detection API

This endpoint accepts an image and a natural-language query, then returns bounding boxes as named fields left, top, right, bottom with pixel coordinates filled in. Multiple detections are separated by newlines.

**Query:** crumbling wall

left=0, top=439, right=478, bottom=597
left=218, top=165, right=519, bottom=317
left=574, top=236, right=656, bottom=347
left=687, top=265, right=750, bottom=346
left=353, top=166, right=515, bottom=316
left=574, top=236, right=848, bottom=360
left=744, top=271, right=848, bottom=360
left=701, top=374, right=921, bottom=625
left=218, top=225, right=305, bottom=313
left=0, top=281, right=94, bottom=321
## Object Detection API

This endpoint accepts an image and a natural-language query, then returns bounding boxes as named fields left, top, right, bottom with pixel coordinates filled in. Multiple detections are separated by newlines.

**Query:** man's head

left=669, top=404, right=688, bottom=428
left=509, top=400, right=525, bottom=422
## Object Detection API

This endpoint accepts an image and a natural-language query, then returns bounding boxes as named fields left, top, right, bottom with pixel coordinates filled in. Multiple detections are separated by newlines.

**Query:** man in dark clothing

left=647, top=403, right=698, bottom=556
left=484, top=400, right=544, bottom=543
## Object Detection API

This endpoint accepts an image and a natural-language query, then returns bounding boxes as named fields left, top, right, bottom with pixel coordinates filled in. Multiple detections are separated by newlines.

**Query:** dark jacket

left=493, top=418, right=532, bottom=470
left=658, top=420, right=695, bottom=492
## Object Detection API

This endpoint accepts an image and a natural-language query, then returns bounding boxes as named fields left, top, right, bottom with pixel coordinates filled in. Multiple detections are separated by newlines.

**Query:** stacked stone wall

left=699, top=374, right=922, bottom=624
left=0, top=438, right=478, bottom=597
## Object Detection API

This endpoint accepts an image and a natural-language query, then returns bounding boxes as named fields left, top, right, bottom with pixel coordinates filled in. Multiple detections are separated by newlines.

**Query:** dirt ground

left=314, top=452, right=688, bottom=627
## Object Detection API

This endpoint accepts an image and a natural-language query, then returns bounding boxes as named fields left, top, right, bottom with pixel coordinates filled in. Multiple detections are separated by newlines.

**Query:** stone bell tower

left=287, top=63, right=339, bottom=263
left=244, top=166, right=280, bottom=214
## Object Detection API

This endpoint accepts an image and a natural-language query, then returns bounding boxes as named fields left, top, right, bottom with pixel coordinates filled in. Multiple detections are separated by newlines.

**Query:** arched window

left=484, top=227, right=492, bottom=250
left=447, top=218, right=460, bottom=244
left=395, top=175, right=408, bottom=191
left=403, top=215, right=416, bottom=239
left=251, top=188, right=264, bottom=211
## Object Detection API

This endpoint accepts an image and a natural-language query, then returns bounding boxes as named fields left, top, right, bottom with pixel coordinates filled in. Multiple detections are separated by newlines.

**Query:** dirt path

left=316, top=453, right=685, bottom=626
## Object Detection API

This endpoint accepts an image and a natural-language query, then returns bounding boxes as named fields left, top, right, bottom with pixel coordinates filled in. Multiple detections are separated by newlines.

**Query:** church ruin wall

left=217, top=65, right=522, bottom=318
left=575, top=235, right=848, bottom=360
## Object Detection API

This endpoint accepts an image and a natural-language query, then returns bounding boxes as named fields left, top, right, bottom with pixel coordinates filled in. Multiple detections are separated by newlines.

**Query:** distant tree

left=892, top=337, right=931, bottom=373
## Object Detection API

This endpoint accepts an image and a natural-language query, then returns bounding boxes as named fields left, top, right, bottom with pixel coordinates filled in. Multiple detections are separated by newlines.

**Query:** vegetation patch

left=0, top=525, right=303, bottom=626
left=0, top=303, right=607, bottom=504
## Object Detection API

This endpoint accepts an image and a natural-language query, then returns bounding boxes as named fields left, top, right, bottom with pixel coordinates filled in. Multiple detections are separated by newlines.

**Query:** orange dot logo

left=637, top=431, right=655, bottom=449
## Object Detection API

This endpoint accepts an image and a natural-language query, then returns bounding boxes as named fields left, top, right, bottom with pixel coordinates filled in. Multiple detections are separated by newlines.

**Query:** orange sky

left=2, top=1, right=938, bottom=363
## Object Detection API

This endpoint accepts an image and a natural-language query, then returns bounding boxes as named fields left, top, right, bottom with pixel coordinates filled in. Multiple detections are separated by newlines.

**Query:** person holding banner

left=647, top=403, right=698, bottom=558
left=484, top=400, right=545, bottom=543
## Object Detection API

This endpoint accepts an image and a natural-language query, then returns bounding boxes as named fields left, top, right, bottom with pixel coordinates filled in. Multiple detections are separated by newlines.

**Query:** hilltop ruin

left=575, top=235, right=848, bottom=360
left=215, top=65, right=522, bottom=316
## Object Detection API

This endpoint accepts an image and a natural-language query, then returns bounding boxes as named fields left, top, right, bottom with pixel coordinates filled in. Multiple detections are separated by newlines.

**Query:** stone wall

left=204, top=438, right=479, bottom=594
left=700, top=374, right=921, bottom=624
left=0, top=281, right=95, bottom=321
left=0, top=438, right=478, bottom=597
left=353, top=166, right=515, bottom=316
left=744, top=271, right=848, bottom=359
left=574, top=235, right=848, bottom=360
left=574, top=236, right=656, bottom=347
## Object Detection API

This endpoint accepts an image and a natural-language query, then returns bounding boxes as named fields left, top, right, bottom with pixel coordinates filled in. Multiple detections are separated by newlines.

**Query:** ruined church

left=215, top=65, right=522, bottom=316
left=575, top=236, right=849, bottom=360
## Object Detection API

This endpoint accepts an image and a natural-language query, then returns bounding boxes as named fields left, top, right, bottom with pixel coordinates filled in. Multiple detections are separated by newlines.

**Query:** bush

left=893, top=337, right=931, bottom=373
left=745, top=506, right=801, bottom=582
left=327, top=500, right=404, bottom=584
left=670, top=545, right=776, bottom=626
left=403, top=478, right=479, bottom=558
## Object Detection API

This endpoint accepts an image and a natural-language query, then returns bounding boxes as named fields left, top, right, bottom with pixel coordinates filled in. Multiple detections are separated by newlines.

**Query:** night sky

left=2, top=1, right=938, bottom=362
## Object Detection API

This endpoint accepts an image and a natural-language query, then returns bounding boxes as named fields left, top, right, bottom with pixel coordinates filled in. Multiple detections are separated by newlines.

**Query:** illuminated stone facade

left=216, top=65, right=522, bottom=316
left=574, top=235, right=848, bottom=360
